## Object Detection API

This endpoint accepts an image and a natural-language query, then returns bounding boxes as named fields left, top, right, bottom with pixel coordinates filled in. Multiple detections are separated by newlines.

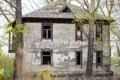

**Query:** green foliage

left=0, top=52, right=14, bottom=80
left=76, top=14, right=92, bottom=21
left=0, top=69, right=4, bottom=80
left=5, top=21, right=14, bottom=34
left=94, top=38, right=102, bottom=42
left=106, top=16, right=113, bottom=21
left=6, top=21, right=28, bottom=34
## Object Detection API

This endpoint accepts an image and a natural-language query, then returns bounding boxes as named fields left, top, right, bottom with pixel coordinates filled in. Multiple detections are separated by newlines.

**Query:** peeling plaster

left=23, top=23, right=111, bottom=78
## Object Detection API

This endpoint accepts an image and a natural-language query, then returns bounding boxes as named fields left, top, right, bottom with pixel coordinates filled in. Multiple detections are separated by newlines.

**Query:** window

left=41, top=51, right=52, bottom=65
left=42, top=23, right=52, bottom=40
left=76, top=24, right=82, bottom=41
left=62, top=7, right=71, bottom=13
left=96, top=26, right=102, bottom=40
left=76, top=51, right=82, bottom=65
left=96, top=51, right=103, bottom=66
left=57, top=4, right=71, bottom=13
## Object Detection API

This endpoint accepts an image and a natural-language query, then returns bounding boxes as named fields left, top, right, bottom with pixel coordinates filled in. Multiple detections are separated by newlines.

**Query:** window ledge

left=42, top=39, right=52, bottom=41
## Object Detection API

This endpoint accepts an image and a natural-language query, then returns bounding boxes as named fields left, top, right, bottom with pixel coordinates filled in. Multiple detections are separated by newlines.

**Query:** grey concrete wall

left=23, top=23, right=111, bottom=76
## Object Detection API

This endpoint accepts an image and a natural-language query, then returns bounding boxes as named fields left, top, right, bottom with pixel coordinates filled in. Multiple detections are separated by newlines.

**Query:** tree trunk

left=85, top=0, right=95, bottom=79
left=85, top=20, right=94, bottom=80
left=14, top=0, right=23, bottom=80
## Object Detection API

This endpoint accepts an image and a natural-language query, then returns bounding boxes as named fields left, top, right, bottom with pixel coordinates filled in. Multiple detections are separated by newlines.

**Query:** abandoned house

left=9, top=0, right=114, bottom=80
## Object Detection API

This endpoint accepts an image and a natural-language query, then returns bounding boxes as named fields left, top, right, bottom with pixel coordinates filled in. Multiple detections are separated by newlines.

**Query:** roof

left=23, top=0, right=114, bottom=21
left=23, top=0, right=74, bottom=19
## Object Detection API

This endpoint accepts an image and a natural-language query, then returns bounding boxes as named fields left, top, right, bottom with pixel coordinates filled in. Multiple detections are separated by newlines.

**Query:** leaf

left=7, top=21, right=14, bottom=28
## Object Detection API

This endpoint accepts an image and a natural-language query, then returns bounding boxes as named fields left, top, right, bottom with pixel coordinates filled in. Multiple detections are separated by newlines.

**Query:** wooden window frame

left=96, top=51, right=103, bottom=67
left=41, top=50, right=53, bottom=65
left=96, top=25, right=102, bottom=41
left=76, top=51, right=82, bottom=68
left=76, top=23, right=82, bottom=41
left=41, top=23, right=53, bottom=40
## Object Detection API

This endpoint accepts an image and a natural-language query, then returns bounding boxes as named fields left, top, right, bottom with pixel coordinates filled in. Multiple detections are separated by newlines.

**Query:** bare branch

left=105, top=0, right=115, bottom=17
left=92, top=0, right=101, bottom=14
left=83, top=0, right=90, bottom=12
left=46, top=0, right=50, bottom=3
left=29, top=0, right=35, bottom=10
left=67, top=3, right=89, bottom=39
left=76, top=0, right=89, bottom=13
left=0, top=7, right=10, bottom=22
left=106, top=0, right=110, bottom=16
left=99, top=6, right=106, bottom=16
left=45, top=0, right=54, bottom=3
left=3, top=10, right=15, bottom=18
left=109, top=0, right=114, bottom=16
left=111, top=27, right=120, bottom=40
left=113, top=6, right=120, bottom=20
left=0, top=13, right=13, bottom=15
left=31, top=0, right=40, bottom=8
left=23, top=3, right=32, bottom=12
left=4, top=0, right=16, bottom=9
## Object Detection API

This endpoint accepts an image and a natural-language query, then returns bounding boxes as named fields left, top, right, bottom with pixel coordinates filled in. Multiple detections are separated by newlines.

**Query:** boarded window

left=76, top=24, right=82, bottom=40
left=42, top=24, right=52, bottom=40
left=41, top=51, right=52, bottom=65
left=96, top=51, right=103, bottom=66
left=76, top=51, right=82, bottom=65
left=96, top=26, right=102, bottom=40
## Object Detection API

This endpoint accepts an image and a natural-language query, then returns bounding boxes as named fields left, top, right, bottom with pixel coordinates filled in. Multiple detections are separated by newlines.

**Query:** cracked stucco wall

left=22, top=23, right=110, bottom=75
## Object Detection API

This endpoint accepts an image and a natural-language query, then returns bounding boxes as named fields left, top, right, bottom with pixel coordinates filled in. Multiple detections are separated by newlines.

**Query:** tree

left=68, top=0, right=115, bottom=79
left=13, top=0, right=24, bottom=80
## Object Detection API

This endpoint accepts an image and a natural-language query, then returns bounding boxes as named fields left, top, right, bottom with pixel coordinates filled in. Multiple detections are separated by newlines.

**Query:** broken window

left=76, top=24, right=82, bottom=40
left=96, top=26, right=102, bottom=40
left=96, top=51, right=103, bottom=66
left=76, top=51, right=82, bottom=65
left=41, top=51, right=52, bottom=65
left=42, top=23, right=52, bottom=40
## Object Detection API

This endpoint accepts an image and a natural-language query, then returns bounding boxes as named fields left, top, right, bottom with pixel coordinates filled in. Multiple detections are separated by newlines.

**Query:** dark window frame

left=96, top=51, right=103, bottom=67
left=96, top=25, right=102, bottom=41
left=76, top=51, right=82, bottom=67
left=41, top=50, right=53, bottom=65
left=76, top=23, right=82, bottom=41
left=41, top=23, right=53, bottom=40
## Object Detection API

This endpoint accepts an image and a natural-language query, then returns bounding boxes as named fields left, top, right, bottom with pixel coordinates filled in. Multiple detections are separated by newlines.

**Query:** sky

left=22, top=0, right=45, bottom=15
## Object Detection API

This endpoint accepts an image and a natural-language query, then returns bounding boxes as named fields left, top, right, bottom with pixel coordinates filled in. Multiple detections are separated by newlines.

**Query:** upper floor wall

left=24, top=23, right=81, bottom=49
left=24, top=22, right=110, bottom=50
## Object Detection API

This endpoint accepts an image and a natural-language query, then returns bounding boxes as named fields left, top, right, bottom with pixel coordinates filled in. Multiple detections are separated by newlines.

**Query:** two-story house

left=9, top=0, right=113, bottom=80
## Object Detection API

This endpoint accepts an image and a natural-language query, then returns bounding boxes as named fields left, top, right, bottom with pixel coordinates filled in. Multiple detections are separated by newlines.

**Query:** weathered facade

left=9, top=0, right=114, bottom=80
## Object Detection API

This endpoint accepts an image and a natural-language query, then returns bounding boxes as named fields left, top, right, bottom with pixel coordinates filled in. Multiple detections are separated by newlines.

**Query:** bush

left=0, top=52, right=14, bottom=80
